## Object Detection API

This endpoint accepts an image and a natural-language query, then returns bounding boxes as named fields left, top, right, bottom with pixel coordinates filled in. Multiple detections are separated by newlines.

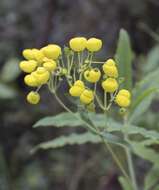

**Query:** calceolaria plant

left=20, top=29, right=159, bottom=190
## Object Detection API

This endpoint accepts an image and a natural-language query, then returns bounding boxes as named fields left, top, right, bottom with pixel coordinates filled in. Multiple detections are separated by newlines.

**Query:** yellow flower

left=115, top=94, right=130, bottom=108
left=103, top=59, right=118, bottom=78
left=41, top=44, right=61, bottom=60
left=22, top=49, right=35, bottom=60
left=84, top=68, right=101, bottom=83
left=69, top=80, right=85, bottom=97
left=19, top=60, right=37, bottom=73
left=69, top=37, right=87, bottom=52
left=118, top=89, right=131, bottom=99
left=86, top=38, right=102, bottom=52
left=27, top=91, right=40, bottom=104
left=32, top=67, right=50, bottom=85
left=102, top=78, right=118, bottom=92
left=24, top=74, right=39, bottom=87
left=74, top=80, right=85, bottom=88
left=105, top=59, right=116, bottom=66
left=80, top=89, right=94, bottom=104
left=32, top=49, right=45, bottom=63
left=43, top=60, right=57, bottom=72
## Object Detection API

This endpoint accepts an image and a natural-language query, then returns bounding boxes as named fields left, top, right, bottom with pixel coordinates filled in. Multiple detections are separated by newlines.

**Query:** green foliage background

left=0, top=0, right=159, bottom=190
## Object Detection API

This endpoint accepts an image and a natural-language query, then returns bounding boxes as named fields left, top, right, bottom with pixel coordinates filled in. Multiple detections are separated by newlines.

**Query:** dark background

left=0, top=0, right=159, bottom=189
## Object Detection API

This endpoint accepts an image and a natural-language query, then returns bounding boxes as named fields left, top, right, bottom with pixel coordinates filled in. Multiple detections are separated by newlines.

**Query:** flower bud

left=80, top=89, right=94, bottom=104
left=43, top=60, right=57, bottom=72
left=115, top=94, right=130, bottom=107
left=86, top=38, right=102, bottom=52
left=24, top=74, right=39, bottom=87
left=118, top=89, right=131, bottom=99
left=27, top=91, right=40, bottom=104
left=32, top=49, right=45, bottom=63
left=32, top=67, right=50, bottom=85
left=69, top=37, right=87, bottom=52
left=20, top=60, right=37, bottom=73
left=84, top=68, right=101, bottom=83
left=69, top=80, right=85, bottom=97
left=103, top=59, right=118, bottom=78
left=41, top=44, right=61, bottom=60
left=22, top=49, right=34, bottom=60
left=74, top=80, right=85, bottom=88
left=102, top=78, right=118, bottom=92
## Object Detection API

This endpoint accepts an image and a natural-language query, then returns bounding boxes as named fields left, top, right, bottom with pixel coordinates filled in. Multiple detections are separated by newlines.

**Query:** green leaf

left=118, top=176, right=133, bottom=190
left=144, top=166, right=159, bottom=190
left=31, top=132, right=101, bottom=153
left=128, top=88, right=158, bottom=123
left=31, top=131, right=129, bottom=153
left=0, top=83, right=17, bottom=99
left=34, top=112, right=159, bottom=142
left=115, top=29, right=133, bottom=90
left=154, top=186, right=159, bottom=190
left=144, top=46, right=159, bottom=74
left=131, top=143, right=159, bottom=167
left=1, top=58, right=21, bottom=82
left=33, top=112, right=83, bottom=128
left=133, top=68, right=159, bottom=98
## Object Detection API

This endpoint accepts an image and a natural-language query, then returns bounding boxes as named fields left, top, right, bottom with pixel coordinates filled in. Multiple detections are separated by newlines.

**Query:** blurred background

left=0, top=0, right=159, bottom=189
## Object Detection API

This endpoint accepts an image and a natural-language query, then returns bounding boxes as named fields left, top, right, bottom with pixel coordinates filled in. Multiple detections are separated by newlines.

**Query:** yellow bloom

left=43, top=60, right=57, bottom=72
left=105, top=59, right=116, bottom=66
left=86, top=38, right=102, bottom=52
left=69, top=80, right=85, bottom=97
left=84, top=68, right=101, bottom=83
left=102, top=78, right=118, bottom=92
left=103, top=59, right=118, bottom=78
left=118, top=89, right=131, bottom=99
left=69, top=86, right=83, bottom=97
left=69, top=37, right=87, bottom=52
left=74, top=80, right=85, bottom=88
left=22, top=49, right=34, bottom=60
left=41, top=44, right=61, bottom=60
left=27, top=91, right=40, bottom=104
left=115, top=94, right=130, bottom=108
left=32, top=49, right=45, bottom=63
left=80, top=89, right=94, bottom=104
left=24, top=74, right=39, bottom=87
left=32, top=67, right=50, bottom=85
left=19, top=60, right=37, bottom=73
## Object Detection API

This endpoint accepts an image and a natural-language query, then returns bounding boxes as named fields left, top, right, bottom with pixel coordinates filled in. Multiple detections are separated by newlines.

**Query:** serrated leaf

left=31, top=132, right=101, bottom=153
left=31, top=131, right=128, bottom=153
left=1, top=58, right=21, bottom=82
left=34, top=112, right=159, bottom=141
left=144, top=166, right=159, bottom=190
left=33, top=112, right=83, bottom=128
left=118, top=176, right=133, bottom=190
left=115, top=29, right=133, bottom=90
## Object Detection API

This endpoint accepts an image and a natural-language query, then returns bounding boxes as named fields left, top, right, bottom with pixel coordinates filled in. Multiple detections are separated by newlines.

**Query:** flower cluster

left=19, top=37, right=131, bottom=111
left=20, top=45, right=61, bottom=104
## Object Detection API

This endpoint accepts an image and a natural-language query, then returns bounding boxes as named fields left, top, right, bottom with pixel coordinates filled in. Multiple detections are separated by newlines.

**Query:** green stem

left=92, top=61, right=105, bottom=64
left=51, top=87, right=131, bottom=187
left=125, top=147, right=138, bottom=190
left=101, top=137, right=131, bottom=183
left=124, top=119, right=138, bottom=190
left=52, top=90, right=98, bottom=135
